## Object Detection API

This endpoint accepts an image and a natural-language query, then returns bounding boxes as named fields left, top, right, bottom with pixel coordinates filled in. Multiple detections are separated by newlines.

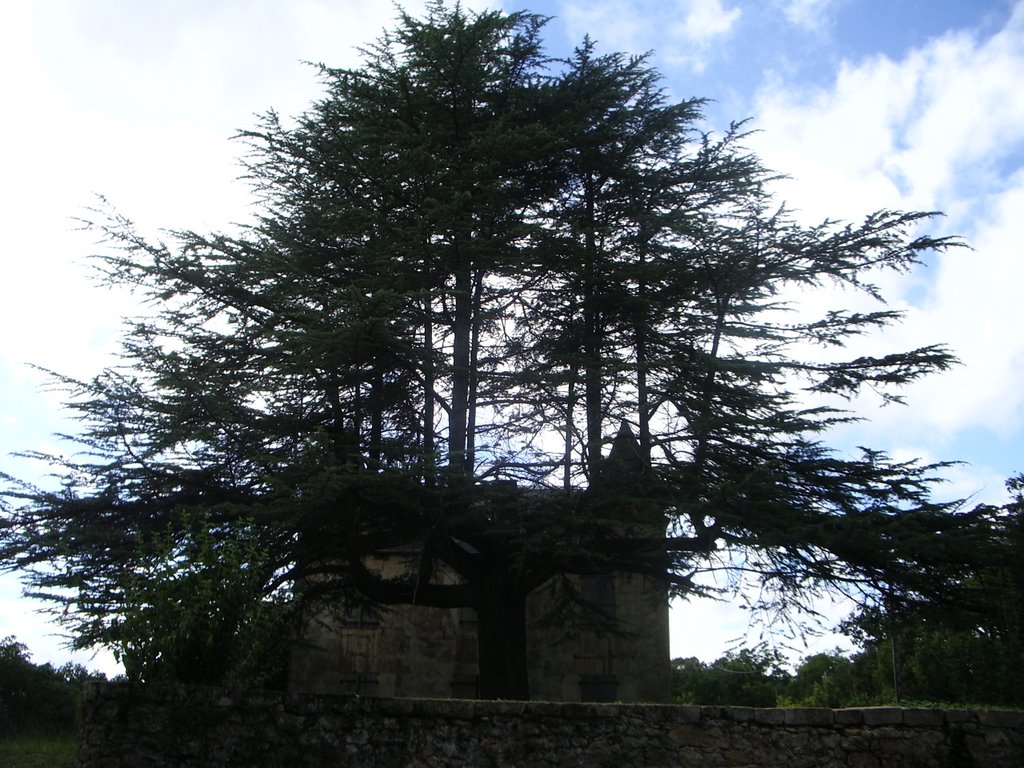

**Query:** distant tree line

left=0, top=636, right=103, bottom=737
left=674, top=634, right=1022, bottom=710
left=675, top=474, right=1024, bottom=709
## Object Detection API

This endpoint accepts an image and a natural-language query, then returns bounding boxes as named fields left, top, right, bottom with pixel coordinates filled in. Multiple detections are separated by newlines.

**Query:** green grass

left=0, top=733, right=77, bottom=768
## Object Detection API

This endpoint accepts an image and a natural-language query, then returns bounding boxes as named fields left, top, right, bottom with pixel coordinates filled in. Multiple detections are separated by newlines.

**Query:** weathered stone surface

left=290, top=568, right=672, bottom=704
left=860, top=707, right=903, bottom=725
left=753, top=707, right=786, bottom=725
left=725, top=706, right=756, bottom=723
left=782, top=707, right=833, bottom=726
left=833, top=708, right=865, bottom=725
left=943, top=708, right=973, bottom=723
left=671, top=705, right=702, bottom=724
left=900, top=708, right=944, bottom=727
left=667, top=723, right=709, bottom=747
left=75, top=683, right=1024, bottom=768
left=977, top=709, right=1024, bottom=729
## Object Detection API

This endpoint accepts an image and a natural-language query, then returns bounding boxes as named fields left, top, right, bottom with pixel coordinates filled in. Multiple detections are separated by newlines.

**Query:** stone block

left=590, top=703, right=622, bottom=718
left=753, top=708, right=786, bottom=725
left=860, top=707, right=903, bottom=725
left=726, top=706, right=756, bottom=723
left=900, top=708, right=944, bottom=727
left=942, top=709, right=973, bottom=723
left=667, top=723, right=711, bottom=747
left=636, top=703, right=680, bottom=725
left=700, top=705, right=731, bottom=721
left=783, top=708, right=833, bottom=727
left=523, top=701, right=563, bottom=719
left=555, top=702, right=591, bottom=719
left=669, top=705, right=702, bottom=724
left=847, top=752, right=880, bottom=768
left=977, top=709, right=1024, bottom=729
left=833, top=708, right=864, bottom=725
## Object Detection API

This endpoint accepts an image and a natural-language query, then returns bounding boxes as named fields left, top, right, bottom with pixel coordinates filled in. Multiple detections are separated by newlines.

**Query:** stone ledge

left=901, top=708, right=944, bottom=727
left=82, top=681, right=1024, bottom=731
left=833, top=708, right=864, bottom=725
left=977, top=709, right=1024, bottom=729
left=861, top=707, right=904, bottom=726
left=783, top=708, right=834, bottom=726
left=752, top=708, right=786, bottom=725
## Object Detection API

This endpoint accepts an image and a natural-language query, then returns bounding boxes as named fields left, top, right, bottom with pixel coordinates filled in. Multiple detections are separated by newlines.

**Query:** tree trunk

left=423, top=296, right=435, bottom=482
left=582, top=174, right=604, bottom=478
left=466, top=269, right=484, bottom=472
left=475, top=565, right=530, bottom=700
left=635, top=243, right=652, bottom=468
left=369, top=365, right=383, bottom=470
left=449, top=251, right=472, bottom=477
left=563, top=373, right=577, bottom=491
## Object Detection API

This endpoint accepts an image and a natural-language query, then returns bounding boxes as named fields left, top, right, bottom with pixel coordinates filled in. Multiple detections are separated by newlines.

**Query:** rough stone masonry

left=75, top=682, right=1024, bottom=767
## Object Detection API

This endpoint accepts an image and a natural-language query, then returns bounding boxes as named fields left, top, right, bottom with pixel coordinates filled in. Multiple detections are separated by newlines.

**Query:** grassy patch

left=0, top=733, right=77, bottom=768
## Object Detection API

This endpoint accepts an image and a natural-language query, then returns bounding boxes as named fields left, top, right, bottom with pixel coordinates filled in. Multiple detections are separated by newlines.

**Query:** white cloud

left=558, top=0, right=660, bottom=55
left=896, top=175, right=1024, bottom=439
left=670, top=596, right=751, bottom=660
left=671, top=579, right=858, bottom=664
left=888, top=446, right=1015, bottom=508
left=779, top=0, right=842, bottom=33
left=2, top=0, right=470, bottom=391
left=747, top=3, right=1024, bottom=452
left=755, top=2, right=1024, bottom=217
left=676, top=0, right=743, bottom=43
left=559, top=0, right=740, bottom=71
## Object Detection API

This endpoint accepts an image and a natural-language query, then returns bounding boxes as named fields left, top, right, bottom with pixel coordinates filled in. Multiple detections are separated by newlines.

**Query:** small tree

left=103, top=514, right=293, bottom=688
left=1, top=2, right=983, bottom=698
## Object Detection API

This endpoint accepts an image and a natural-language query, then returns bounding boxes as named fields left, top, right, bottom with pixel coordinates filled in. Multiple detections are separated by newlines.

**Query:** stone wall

left=76, top=682, right=1024, bottom=768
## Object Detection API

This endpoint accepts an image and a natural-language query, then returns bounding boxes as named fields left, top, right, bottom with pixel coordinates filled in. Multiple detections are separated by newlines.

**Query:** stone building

left=288, top=567, right=670, bottom=702
left=288, top=424, right=671, bottom=703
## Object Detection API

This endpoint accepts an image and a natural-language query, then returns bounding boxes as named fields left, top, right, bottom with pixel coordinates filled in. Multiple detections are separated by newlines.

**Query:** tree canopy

left=0, top=2, right=983, bottom=698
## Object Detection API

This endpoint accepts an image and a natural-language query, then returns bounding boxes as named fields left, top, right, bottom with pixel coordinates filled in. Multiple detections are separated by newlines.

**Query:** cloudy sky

left=2, top=0, right=1022, bottom=676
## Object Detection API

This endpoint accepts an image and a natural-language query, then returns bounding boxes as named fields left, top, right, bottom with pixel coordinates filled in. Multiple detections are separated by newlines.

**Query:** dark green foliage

left=783, top=650, right=872, bottom=708
left=672, top=645, right=791, bottom=707
left=837, top=474, right=1024, bottom=708
left=0, top=735, right=76, bottom=768
left=0, top=636, right=100, bottom=737
left=675, top=478, right=1024, bottom=710
left=855, top=626, right=1024, bottom=707
left=105, top=514, right=294, bottom=688
left=0, top=2, right=981, bottom=698
left=674, top=640, right=1012, bottom=709
left=672, top=647, right=897, bottom=708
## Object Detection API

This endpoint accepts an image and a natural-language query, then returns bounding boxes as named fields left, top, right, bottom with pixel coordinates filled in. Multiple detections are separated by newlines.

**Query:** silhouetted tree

left=1, top=2, right=981, bottom=698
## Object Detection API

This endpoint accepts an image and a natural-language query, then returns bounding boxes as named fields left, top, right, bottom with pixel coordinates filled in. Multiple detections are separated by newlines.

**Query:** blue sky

left=2, top=0, right=1022, bottom=675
